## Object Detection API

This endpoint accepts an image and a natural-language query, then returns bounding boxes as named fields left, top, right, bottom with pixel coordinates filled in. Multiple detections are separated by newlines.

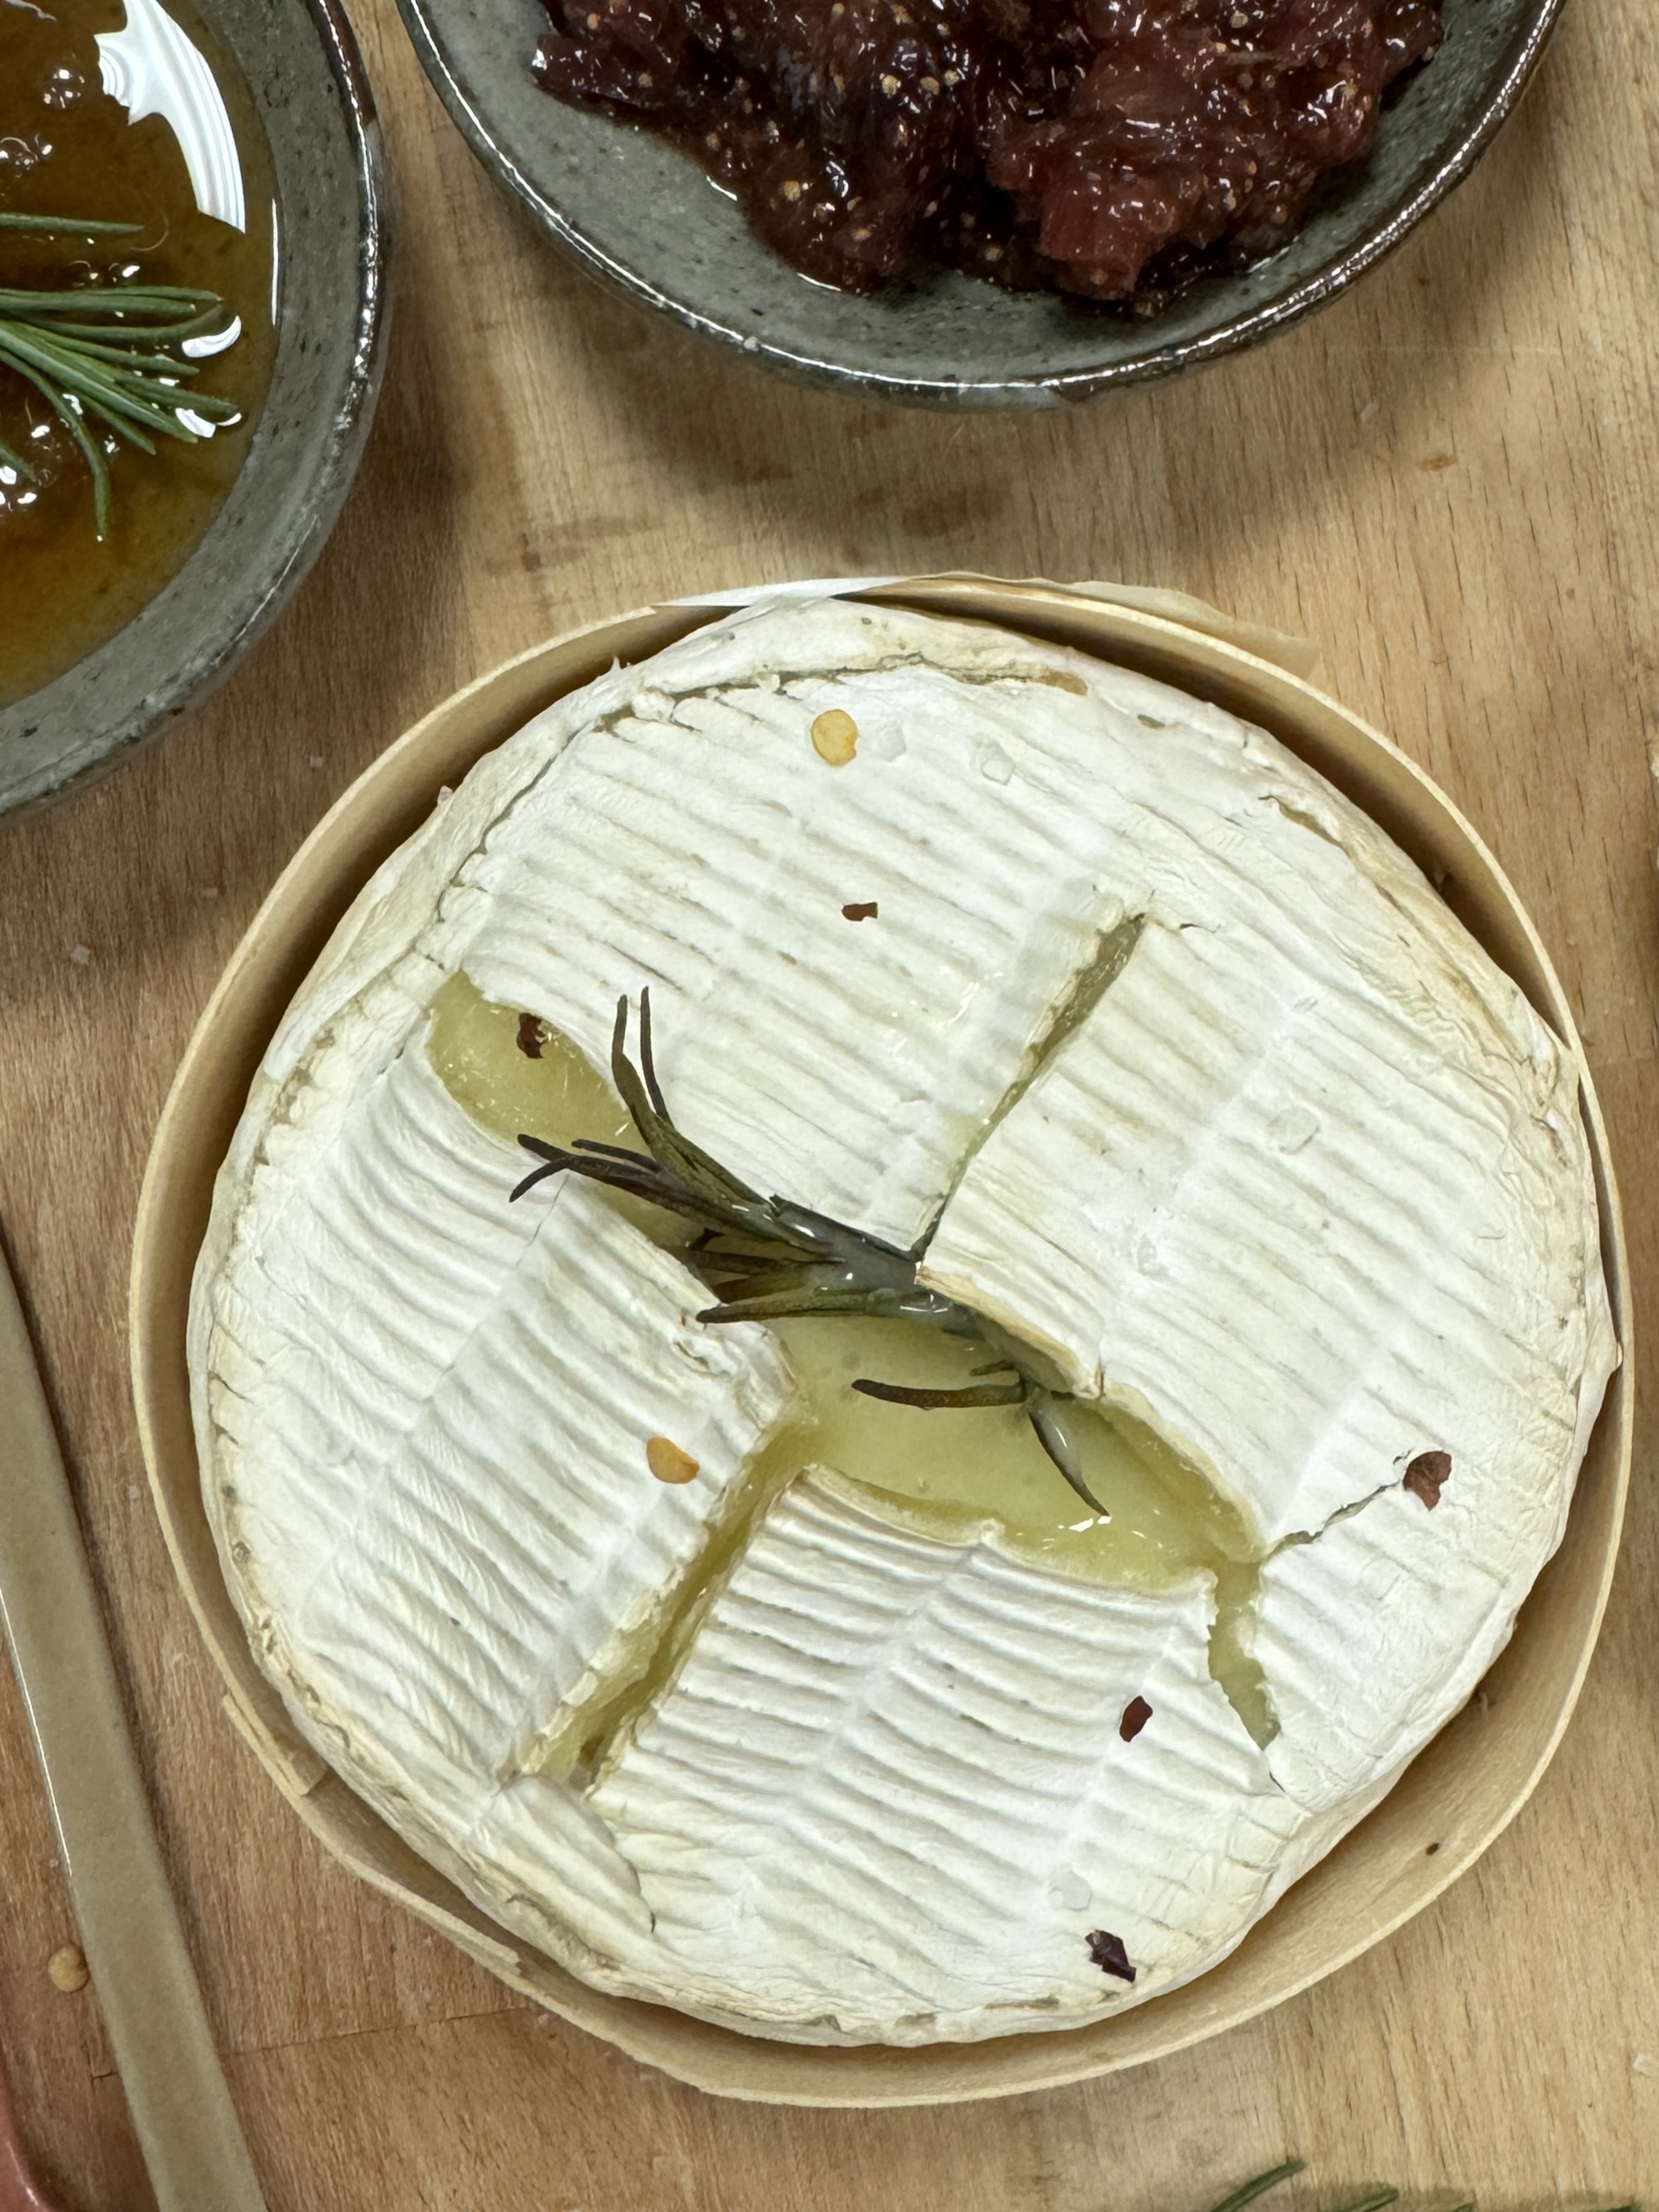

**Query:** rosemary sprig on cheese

left=512, top=991, right=1106, bottom=1512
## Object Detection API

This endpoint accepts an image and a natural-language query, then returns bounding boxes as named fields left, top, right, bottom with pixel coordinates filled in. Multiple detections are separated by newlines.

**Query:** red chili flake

left=516, top=1012, right=546, bottom=1060
left=1403, top=1449, right=1452, bottom=1509
left=1085, top=1929, right=1136, bottom=1983
left=1118, top=1696, right=1152, bottom=1743
left=842, top=902, right=879, bottom=922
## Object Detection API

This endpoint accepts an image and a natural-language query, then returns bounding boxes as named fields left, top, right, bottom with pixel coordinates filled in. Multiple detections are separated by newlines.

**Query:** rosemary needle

left=0, top=210, right=240, bottom=537
left=513, top=991, right=1110, bottom=1513
left=1203, top=2163, right=1308, bottom=2212
left=0, top=213, right=141, bottom=236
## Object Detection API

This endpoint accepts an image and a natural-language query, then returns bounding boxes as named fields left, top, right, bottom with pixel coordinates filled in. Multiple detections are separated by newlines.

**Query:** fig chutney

left=533, top=0, right=1442, bottom=301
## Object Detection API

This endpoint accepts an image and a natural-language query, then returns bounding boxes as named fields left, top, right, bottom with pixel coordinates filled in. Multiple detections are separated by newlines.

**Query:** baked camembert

left=192, top=598, right=1616, bottom=2044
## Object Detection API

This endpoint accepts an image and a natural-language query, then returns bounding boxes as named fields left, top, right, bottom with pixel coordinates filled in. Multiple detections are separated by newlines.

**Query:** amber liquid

left=0, top=0, right=278, bottom=706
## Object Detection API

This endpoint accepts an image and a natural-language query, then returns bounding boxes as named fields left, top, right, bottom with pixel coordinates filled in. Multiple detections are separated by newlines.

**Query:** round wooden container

left=130, top=578, right=1632, bottom=2106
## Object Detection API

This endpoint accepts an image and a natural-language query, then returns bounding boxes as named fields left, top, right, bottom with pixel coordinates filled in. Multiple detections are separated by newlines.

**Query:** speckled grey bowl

left=397, top=0, right=1560, bottom=408
left=0, top=0, right=388, bottom=819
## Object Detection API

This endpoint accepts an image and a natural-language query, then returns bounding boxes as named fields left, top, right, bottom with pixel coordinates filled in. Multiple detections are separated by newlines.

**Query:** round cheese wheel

left=192, top=598, right=1616, bottom=2045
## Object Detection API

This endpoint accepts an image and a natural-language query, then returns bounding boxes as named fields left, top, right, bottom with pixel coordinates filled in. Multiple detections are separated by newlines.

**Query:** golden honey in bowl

left=0, top=0, right=278, bottom=707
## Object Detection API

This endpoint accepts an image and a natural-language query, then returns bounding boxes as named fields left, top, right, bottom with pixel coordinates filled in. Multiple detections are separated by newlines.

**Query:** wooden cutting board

left=0, top=0, right=1655, bottom=2203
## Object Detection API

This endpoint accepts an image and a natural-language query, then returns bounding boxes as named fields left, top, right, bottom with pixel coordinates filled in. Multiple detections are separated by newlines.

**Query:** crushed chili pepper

left=646, top=1435, right=701, bottom=1483
left=1085, top=1927, right=1136, bottom=1981
left=1403, top=1448, right=1451, bottom=1509
left=1119, top=1694, right=1152, bottom=1742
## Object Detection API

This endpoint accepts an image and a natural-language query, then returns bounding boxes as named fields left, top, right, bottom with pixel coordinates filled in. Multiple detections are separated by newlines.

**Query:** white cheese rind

left=919, top=718, right=1616, bottom=1548
left=443, top=627, right=1152, bottom=1253
left=262, top=598, right=1193, bottom=1258
left=589, top=1479, right=1301, bottom=2041
left=1252, top=1191, right=1616, bottom=1815
left=194, top=1025, right=794, bottom=1971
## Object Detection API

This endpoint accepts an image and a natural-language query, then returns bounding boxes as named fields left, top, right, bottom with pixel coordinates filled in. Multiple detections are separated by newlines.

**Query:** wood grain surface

left=2, top=0, right=1656, bottom=2203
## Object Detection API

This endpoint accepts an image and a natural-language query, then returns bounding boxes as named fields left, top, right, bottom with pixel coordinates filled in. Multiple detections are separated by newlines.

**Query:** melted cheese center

left=426, top=973, right=1275, bottom=1746
left=757, top=1316, right=1253, bottom=1585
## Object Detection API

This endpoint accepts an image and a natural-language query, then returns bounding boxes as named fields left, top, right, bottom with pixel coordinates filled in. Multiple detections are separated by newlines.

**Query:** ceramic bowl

left=0, top=0, right=388, bottom=820
left=129, top=575, right=1631, bottom=2105
left=395, top=0, right=1560, bottom=406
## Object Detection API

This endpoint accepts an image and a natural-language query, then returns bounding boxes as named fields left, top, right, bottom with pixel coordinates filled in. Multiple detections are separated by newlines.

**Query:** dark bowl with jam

left=395, top=0, right=1560, bottom=404
left=0, top=0, right=386, bottom=816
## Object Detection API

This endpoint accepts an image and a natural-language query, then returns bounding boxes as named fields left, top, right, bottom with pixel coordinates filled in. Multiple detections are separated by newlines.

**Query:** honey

left=0, top=0, right=278, bottom=706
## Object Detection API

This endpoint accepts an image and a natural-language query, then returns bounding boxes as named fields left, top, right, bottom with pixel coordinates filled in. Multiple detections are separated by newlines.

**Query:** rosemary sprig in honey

left=511, top=991, right=1105, bottom=1513
left=0, top=211, right=239, bottom=537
